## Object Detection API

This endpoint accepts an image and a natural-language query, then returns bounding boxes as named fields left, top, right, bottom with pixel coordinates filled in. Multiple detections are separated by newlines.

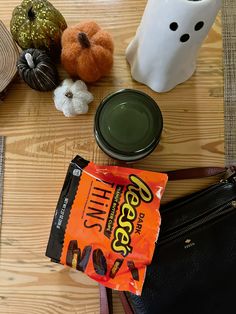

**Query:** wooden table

left=0, top=1, right=224, bottom=313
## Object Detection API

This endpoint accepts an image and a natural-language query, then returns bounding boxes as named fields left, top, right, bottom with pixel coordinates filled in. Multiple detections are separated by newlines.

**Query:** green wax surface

left=98, top=91, right=162, bottom=154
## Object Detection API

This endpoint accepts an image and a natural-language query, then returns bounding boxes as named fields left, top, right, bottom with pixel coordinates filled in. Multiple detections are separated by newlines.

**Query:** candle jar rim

left=94, top=89, right=163, bottom=162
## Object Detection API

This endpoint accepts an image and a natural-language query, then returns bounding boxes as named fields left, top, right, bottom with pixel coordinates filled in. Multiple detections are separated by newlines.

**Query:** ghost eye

left=169, top=22, right=178, bottom=31
left=195, top=21, right=204, bottom=31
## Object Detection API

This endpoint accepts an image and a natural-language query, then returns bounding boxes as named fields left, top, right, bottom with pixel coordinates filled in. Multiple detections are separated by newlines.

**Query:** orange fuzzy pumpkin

left=61, top=21, right=114, bottom=83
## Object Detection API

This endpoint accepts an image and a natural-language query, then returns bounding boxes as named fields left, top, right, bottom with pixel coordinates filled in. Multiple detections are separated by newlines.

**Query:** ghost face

left=136, top=0, right=220, bottom=51
left=169, top=20, right=205, bottom=43
left=126, top=0, right=221, bottom=92
left=162, top=0, right=221, bottom=47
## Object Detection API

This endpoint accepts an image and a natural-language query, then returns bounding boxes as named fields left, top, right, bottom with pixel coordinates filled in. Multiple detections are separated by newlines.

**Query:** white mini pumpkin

left=53, top=79, right=94, bottom=117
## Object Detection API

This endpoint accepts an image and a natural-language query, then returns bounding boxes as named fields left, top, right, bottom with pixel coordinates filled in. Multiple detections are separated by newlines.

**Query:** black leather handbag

left=100, top=167, right=236, bottom=314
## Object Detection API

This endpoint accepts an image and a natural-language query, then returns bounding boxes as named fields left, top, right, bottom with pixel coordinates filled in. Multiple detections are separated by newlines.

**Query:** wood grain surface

left=0, top=1, right=223, bottom=313
left=0, top=20, right=19, bottom=99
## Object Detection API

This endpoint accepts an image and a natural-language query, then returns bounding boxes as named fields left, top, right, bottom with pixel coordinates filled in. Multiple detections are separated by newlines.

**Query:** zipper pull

left=220, top=167, right=236, bottom=183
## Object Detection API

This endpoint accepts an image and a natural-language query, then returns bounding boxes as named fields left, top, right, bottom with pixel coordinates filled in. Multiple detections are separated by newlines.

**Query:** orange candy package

left=46, top=155, right=168, bottom=295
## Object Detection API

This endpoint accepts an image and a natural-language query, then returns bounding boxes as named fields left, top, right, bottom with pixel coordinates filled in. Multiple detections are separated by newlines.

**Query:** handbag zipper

left=158, top=171, right=236, bottom=246
left=158, top=200, right=236, bottom=246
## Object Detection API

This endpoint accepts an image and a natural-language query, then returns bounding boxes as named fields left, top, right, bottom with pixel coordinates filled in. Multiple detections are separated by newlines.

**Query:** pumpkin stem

left=78, top=32, right=91, bottom=49
left=25, top=53, right=35, bottom=69
left=65, top=91, right=73, bottom=99
left=28, top=7, right=36, bottom=21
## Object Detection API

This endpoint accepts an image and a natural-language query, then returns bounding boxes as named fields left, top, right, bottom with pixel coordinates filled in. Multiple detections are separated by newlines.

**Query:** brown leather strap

left=119, top=292, right=134, bottom=314
left=99, top=285, right=132, bottom=314
left=99, top=285, right=112, bottom=314
left=166, top=167, right=227, bottom=181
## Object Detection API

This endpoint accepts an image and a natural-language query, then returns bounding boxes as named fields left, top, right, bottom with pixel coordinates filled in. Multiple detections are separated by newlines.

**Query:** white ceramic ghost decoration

left=126, top=0, right=222, bottom=93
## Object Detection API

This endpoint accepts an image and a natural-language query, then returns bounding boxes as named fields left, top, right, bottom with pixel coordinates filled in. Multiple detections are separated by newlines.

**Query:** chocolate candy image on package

left=66, top=240, right=79, bottom=267
left=110, top=259, right=124, bottom=279
left=66, top=240, right=92, bottom=272
left=45, top=155, right=168, bottom=295
left=78, top=246, right=92, bottom=272
left=127, top=261, right=139, bottom=281
left=93, top=249, right=107, bottom=276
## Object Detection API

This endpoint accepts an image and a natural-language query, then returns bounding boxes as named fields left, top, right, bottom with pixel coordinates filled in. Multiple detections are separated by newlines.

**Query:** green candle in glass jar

left=94, top=89, right=163, bottom=162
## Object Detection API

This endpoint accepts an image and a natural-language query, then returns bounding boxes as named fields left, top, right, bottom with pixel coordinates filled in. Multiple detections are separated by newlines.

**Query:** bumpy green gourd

left=10, top=0, right=67, bottom=53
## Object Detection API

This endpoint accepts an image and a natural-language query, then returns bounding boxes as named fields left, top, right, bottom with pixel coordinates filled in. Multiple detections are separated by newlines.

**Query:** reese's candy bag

left=46, top=155, right=168, bottom=295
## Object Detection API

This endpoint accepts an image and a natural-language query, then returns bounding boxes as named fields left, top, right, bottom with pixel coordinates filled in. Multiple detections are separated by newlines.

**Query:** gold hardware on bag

left=231, top=201, right=236, bottom=208
left=184, top=239, right=195, bottom=249
left=220, top=167, right=236, bottom=183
